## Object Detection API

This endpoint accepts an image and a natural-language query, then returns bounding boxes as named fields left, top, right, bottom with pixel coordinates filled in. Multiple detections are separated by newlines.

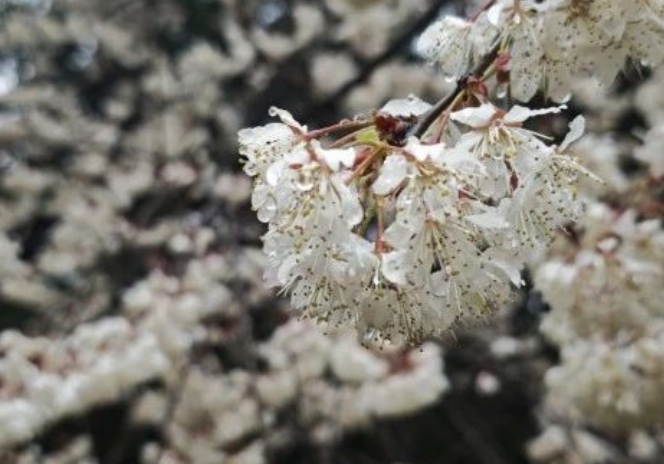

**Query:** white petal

left=504, top=104, right=566, bottom=123
left=380, top=96, right=432, bottom=117
left=438, top=145, right=485, bottom=173
left=252, top=185, right=278, bottom=222
left=416, top=20, right=445, bottom=60
left=450, top=104, right=497, bottom=127
left=465, top=211, right=509, bottom=229
left=559, top=115, right=585, bottom=152
left=381, top=250, right=409, bottom=286
left=345, top=235, right=379, bottom=277
left=266, top=159, right=287, bottom=186
left=483, top=247, right=524, bottom=287
left=416, top=16, right=470, bottom=63
left=510, top=42, right=544, bottom=102
left=284, top=145, right=311, bottom=166
left=487, top=4, right=504, bottom=26
left=238, top=123, right=296, bottom=177
left=372, top=155, right=409, bottom=195
left=268, top=106, right=307, bottom=132
left=320, top=147, right=357, bottom=171
left=404, top=137, right=447, bottom=162
left=331, top=175, right=363, bottom=227
left=383, top=221, right=417, bottom=248
left=276, top=254, right=299, bottom=286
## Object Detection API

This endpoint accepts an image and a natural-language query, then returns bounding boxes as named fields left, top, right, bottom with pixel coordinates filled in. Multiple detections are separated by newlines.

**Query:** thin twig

left=430, top=89, right=467, bottom=142
left=306, top=120, right=372, bottom=141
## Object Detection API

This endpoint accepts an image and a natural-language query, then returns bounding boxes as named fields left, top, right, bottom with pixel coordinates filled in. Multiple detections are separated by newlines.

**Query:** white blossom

left=635, top=123, right=664, bottom=177
left=416, top=16, right=479, bottom=81
left=418, top=1, right=664, bottom=102
left=241, top=87, right=593, bottom=343
left=379, top=95, right=432, bottom=118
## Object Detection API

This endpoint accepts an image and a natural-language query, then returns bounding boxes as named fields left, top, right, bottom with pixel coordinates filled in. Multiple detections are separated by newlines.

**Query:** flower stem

left=429, top=89, right=467, bottom=143
left=306, top=120, right=372, bottom=141
left=358, top=200, right=376, bottom=237
left=347, top=148, right=383, bottom=184
left=375, top=195, right=386, bottom=253
left=328, top=127, right=370, bottom=148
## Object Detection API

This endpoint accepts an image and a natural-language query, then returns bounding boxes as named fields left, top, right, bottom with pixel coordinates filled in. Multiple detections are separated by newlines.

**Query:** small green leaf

left=356, top=128, right=380, bottom=145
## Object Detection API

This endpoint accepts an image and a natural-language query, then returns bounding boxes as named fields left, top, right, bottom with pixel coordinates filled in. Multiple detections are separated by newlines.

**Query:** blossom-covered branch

left=239, top=0, right=664, bottom=345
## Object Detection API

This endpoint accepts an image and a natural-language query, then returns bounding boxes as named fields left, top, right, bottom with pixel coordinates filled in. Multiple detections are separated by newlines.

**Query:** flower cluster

left=240, top=99, right=591, bottom=344
left=418, top=0, right=664, bottom=102
left=535, top=203, right=664, bottom=430
left=239, top=0, right=664, bottom=344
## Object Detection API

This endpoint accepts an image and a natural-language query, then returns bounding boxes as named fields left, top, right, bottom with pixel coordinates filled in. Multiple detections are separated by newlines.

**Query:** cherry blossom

left=236, top=0, right=663, bottom=344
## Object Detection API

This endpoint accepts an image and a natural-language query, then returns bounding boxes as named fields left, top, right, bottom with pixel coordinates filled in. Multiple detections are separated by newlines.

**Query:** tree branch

left=409, top=43, right=500, bottom=139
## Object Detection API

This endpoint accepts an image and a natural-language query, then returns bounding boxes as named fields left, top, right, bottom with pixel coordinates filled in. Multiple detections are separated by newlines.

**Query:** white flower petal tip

left=268, top=106, right=306, bottom=131
left=450, top=104, right=498, bottom=127
left=381, top=250, right=409, bottom=286
left=321, top=148, right=357, bottom=171
left=466, top=212, right=509, bottom=229
left=487, top=4, right=504, bottom=26
left=404, top=137, right=447, bottom=162
left=559, top=116, right=585, bottom=152
left=416, top=16, right=470, bottom=61
left=504, top=105, right=567, bottom=124
left=380, top=96, right=432, bottom=117
left=372, top=155, right=409, bottom=195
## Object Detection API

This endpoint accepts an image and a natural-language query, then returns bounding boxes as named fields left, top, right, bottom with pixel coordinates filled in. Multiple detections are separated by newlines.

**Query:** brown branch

left=410, top=44, right=500, bottom=139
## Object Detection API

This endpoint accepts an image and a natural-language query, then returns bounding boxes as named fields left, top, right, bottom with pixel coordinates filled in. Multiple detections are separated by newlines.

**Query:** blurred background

left=1, top=0, right=661, bottom=463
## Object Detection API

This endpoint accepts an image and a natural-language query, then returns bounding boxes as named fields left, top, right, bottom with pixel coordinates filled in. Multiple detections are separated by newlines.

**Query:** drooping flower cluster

left=238, top=0, right=664, bottom=344
left=239, top=99, right=591, bottom=344
left=418, top=0, right=664, bottom=102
